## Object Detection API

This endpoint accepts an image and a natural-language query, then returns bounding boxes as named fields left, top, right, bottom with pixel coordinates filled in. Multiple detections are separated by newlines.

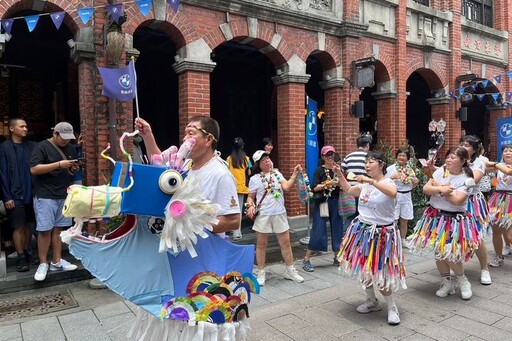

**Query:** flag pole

left=131, top=56, right=140, bottom=119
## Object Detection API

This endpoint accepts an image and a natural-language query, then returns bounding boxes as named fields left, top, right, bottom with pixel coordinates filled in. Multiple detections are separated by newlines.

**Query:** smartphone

left=418, top=158, right=428, bottom=167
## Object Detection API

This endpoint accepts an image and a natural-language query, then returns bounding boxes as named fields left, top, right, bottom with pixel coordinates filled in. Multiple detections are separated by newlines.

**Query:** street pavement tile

left=59, top=310, right=111, bottom=341
left=339, top=328, right=389, bottom=340
left=467, top=296, right=512, bottom=317
left=61, top=324, right=111, bottom=341
left=399, top=292, right=455, bottom=323
left=399, top=333, right=436, bottom=341
left=0, top=324, right=21, bottom=340
left=319, top=299, right=363, bottom=319
left=100, top=313, right=137, bottom=341
left=265, top=314, right=305, bottom=334
left=93, top=301, right=132, bottom=321
left=247, top=319, right=293, bottom=341
left=413, top=271, right=446, bottom=284
left=492, top=316, right=512, bottom=333
left=21, top=317, right=65, bottom=341
left=286, top=326, right=344, bottom=341
left=399, top=311, right=469, bottom=340
left=406, top=259, right=438, bottom=275
left=256, top=284, right=293, bottom=303
left=441, top=315, right=511, bottom=339
left=252, top=300, right=302, bottom=321
left=491, top=292, right=512, bottom=306
left=293, top=306, right=360, bottom=337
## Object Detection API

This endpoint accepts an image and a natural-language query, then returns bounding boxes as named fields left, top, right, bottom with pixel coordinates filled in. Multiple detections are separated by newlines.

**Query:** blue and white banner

left=167, top=0, right=180, bottom=13
left=2, top=18, right=14, bottom=34
left=78, top=8, right=94, bottom=25
left=496, top=117, right=512, bottom=161
left=136, top=0, right=152, bottom=16
left=306, top=98, right=319, bottom=182
left=24, top=15, right=39, bottom=32
left=50, top=11, right=65, bottom=30
left=106, top=3, right=123, bottom=24
left=98, top=61, right=137, bottom=102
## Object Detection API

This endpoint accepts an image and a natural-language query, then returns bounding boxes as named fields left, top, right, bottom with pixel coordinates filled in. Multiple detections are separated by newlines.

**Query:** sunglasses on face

left=324, top=152, right=335, bottom=157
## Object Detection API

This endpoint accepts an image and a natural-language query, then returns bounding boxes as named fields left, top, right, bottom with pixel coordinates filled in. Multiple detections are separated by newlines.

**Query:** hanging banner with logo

left=306, top=98, right=319, bottom=182
left=167, top=0, right=181, bottom=13
left=50, top=11, right=65, bottom=30
left=78, top=8, right=94, bottom=25
left=98, top=60, right=137, bottom=102
left=136, top=0, right=152, bottom=16
left=496, top=117, right=512, bottom=161
left=24, top=15, right=39, bottom=33
left=106, top=3, right=123, bottom=24
left=2, top=18, right=14, bottom=34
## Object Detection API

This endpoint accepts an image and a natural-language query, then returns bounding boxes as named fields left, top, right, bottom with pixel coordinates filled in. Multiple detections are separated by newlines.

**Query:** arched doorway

left=133, top=24, right=179, bottom=149
left=0, top=9, right=78, bottom=140
left=210, top=40, right=276, bottom=160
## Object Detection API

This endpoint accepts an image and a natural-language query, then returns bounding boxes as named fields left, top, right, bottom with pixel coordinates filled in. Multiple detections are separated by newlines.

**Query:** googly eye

left=158, top=170, right=183, bottom=194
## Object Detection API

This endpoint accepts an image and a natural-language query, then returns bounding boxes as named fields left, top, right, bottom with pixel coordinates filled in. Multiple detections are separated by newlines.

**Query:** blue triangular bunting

left=78, top=8, right=94, bottom=25
left=2, top=18, right=14, bottom=34
left=491, top=93, right=500, bottom=101
left=508, top=71, right=512, bottom=80
left=24, top=15, right=39, bottom=33
left=167, top=0, right=180, bottom=12
left=50, top=11, right=65, bottom=30
left=106, top=4, right=123, bottom=24
left=476, top=94, right=486, bottom=101
left=136, top=0, right=152, bottom=16
left=481, top=80, right=489, bottom=88
left=495, top=75, right=502, bottom=84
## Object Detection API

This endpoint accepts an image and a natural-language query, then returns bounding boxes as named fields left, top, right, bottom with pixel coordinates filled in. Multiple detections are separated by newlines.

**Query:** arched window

left=462, top=0, right=493, bottom=28
left=412, top=0, right=429, bottom=6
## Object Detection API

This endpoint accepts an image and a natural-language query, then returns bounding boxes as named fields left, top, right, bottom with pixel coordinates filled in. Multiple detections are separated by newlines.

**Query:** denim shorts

left=33, top=197, right=72, bottom=232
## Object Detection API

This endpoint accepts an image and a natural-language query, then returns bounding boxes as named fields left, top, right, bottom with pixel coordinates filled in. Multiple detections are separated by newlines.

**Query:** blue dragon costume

left=60, top=131, right=257, bottom=340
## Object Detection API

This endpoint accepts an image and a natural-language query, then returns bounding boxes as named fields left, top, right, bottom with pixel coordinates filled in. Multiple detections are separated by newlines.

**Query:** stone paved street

left=0, top=241, right=510, bottom=340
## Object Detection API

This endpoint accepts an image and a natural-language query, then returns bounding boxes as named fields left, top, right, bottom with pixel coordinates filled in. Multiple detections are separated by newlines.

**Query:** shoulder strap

left=47, top=138, right=68, bottom=161
left=256, top=190, right=268, bottom=210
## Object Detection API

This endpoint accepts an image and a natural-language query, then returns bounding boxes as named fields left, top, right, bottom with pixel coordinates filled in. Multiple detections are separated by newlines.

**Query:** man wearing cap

left=30, top=122, right=80, bottom=281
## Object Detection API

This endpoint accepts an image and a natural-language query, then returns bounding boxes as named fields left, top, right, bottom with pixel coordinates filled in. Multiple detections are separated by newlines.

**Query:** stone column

left=272, top=72, right=309, bottom=226
left=372, top=90, right=399, bottom=150
left=320, top=77, right=345, bottom=153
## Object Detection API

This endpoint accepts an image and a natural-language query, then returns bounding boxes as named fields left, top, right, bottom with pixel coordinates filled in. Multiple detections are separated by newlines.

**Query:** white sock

left=384, top=295, right=396, bottom=308
left=286, top=265, right=295, bottom=271
left=365, top=287, right=376, bottom=300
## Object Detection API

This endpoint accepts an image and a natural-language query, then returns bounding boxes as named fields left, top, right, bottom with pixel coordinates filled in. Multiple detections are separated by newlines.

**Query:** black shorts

left=7, top=205, right=35, bottom=230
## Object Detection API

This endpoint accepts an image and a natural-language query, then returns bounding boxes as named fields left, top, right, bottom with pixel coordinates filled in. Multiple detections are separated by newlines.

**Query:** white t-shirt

left=357, top=178, right=396, bottom=225
left=468, top=156, right=486, bottom=195
left=188, top=156, right=240, bottom=238
left=495, top=169, right=512, bottom=191
left=429, top=167, right=469, bottom=212
left=248, top=170, right=286, bottom=216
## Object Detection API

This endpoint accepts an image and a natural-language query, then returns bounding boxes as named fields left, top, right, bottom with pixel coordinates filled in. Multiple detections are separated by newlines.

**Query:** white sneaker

left=489, top=256, right=504, bottom=267
left=436, top=278, right=455, bottom=297
left=50, top=259, right=78, bottom=272
left=256, top=269, right=266, bottom=286
left=7, top=251, right=18, bottom=259
left=34, top=263, right=49, bottom=281
left=387, top=305, right=400, bottom=325
left=503, top=246, right=511, bottom=256
left=458, top=276, right=472, bottom=300
left=401, top=239, right=409, bottom=249
left=284, top=267, right=304, bottom=283
left=356, top=298, right=382, bottom=313
left=480, top=270, right=492, bottom=285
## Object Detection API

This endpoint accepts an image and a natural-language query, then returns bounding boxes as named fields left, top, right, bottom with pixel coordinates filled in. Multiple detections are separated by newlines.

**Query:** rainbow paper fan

left=233, top=282, right=251, bottom=304
left=186, top=272, right=221, bottom=294
left=222, top=271, right=243, bottom=290
left=197, top=303, right=232, bottom=324
left=233, top=303, right=249, bottom=322
left=225, top=295, right=242, bottom=310
left=189, top=292, right=216, bottom=311
left=165, top=302, right=197, bottom=324
left=242, top=272, right=261, bottom=294
left=206, top=282, right=233, bottom=299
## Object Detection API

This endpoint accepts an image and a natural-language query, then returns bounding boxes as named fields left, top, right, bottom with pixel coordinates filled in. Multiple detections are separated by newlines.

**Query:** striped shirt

left=342, top=149, right=368, bottom=185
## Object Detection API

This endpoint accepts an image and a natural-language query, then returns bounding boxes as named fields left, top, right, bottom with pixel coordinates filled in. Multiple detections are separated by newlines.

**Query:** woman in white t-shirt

left=409, top=147, right=479, bottom=301
left=486, top=144, right=512, bottom=267
left=335, top=150, right=404, bottom=326
left=245, top=150, right=304, bottom=287
left=386, top=147, right=418, bottom=247
left=460, top=135, right=492, bottom=285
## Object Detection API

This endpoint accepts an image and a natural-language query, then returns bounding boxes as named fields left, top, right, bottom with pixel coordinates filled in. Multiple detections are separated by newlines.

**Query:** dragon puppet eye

left=158, top=170, right=183, bottom=194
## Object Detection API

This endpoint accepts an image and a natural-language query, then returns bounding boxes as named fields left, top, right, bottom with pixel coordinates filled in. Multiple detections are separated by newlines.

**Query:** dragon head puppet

left=60, top=131, right=256, bottom=339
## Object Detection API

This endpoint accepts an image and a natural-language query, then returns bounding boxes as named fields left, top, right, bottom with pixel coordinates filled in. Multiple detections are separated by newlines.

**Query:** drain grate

left=0, top=290, right=78, bottom=321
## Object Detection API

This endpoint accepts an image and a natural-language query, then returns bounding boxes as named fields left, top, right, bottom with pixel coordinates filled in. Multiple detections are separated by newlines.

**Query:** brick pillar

left=320, top=78, right=345, bottom=152
left=393, top=0, right=407, bottom=151
left=173, top=60, right=216, bottom=133
left=272, top=73, right=309, bottom=220
left=489, top=107, right=508, bottom=161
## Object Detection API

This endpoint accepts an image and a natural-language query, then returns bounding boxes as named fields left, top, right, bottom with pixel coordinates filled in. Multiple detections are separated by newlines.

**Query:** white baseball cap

left=53, top=122, right=75, bottom=140
left=252, top=150, right=270, bottom=163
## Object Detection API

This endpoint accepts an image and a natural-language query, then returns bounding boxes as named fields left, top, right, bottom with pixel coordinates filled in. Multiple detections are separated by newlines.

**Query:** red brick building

left=0, top=0, right=510, bottom=223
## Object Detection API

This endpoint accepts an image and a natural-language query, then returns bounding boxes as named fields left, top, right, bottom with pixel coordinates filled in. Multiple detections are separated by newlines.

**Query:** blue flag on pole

left=306, top=98, right=319, bottom=182
left=496, top=117, right=512, bottom=161
left=98, top=61, right=137, bottom=101
left=167, top=0, right=180, bottom=12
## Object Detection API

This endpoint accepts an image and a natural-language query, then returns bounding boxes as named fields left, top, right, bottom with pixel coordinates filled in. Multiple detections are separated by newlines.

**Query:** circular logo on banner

left=119, top=74, right=131, bottom=89
left=500, top=123, right=512, bottom=139
left=307, top=111, right=317, bottom=136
